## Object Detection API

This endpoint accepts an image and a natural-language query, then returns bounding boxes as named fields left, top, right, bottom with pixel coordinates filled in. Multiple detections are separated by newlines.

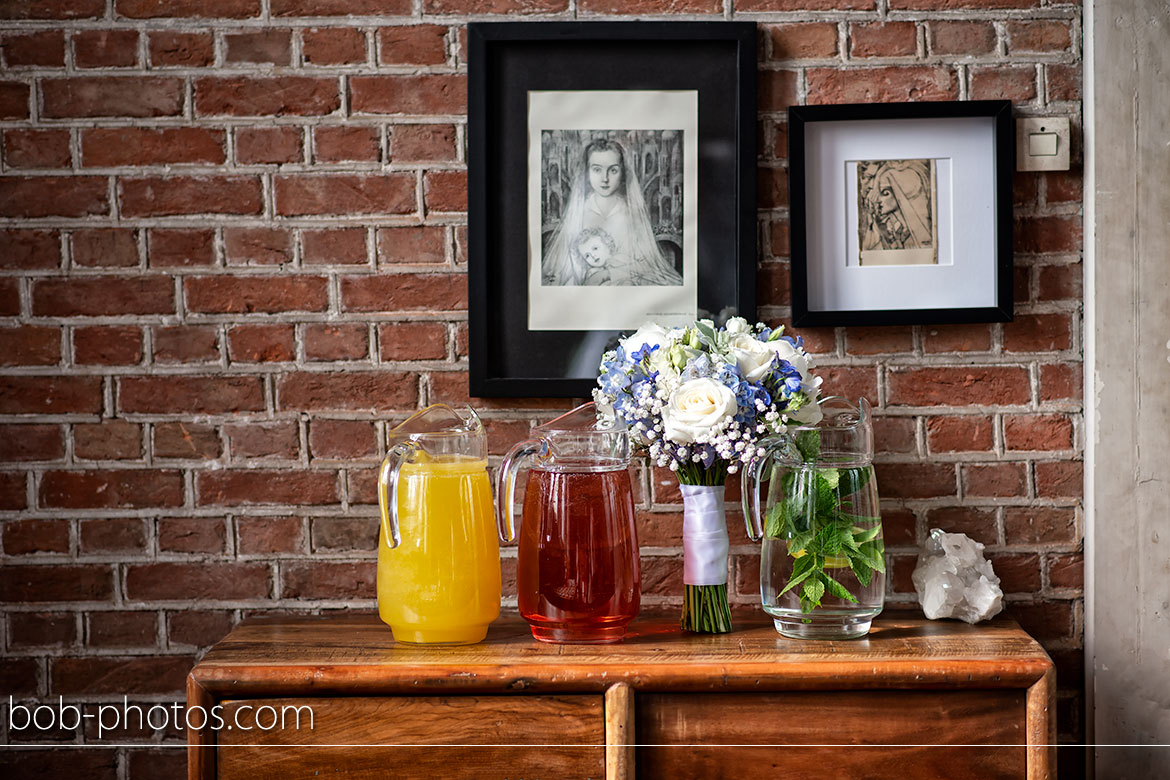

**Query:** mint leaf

left=764, top=502, right=784, bottom=538
left=838, top=467, right=872, bottom=496
left=851, top=523, right=883, bottom=544
left=821, top=572, right=859, bottom=603
left=801, top=577, right=825, bottom=606
left=853, top=560, right=874, bottom=587
left=794, top=430, right=821, bottom=462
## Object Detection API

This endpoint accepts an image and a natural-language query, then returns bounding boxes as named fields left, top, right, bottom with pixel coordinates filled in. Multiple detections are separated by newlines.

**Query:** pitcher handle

left=741, top=447, right=770, bottom=543
left=496, top=438, right=548, bottom=543
left=377, top=441, right=416, bottom=550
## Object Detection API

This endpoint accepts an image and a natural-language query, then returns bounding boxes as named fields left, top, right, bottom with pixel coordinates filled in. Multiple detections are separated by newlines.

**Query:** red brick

left=315, top=125, right=381, bottom=162
left=281, top=561, right=374, bottom=599
left=277, top=371, right=418, bottom=412
left=815, top=365, right=878, bottom=406
left=759, top=69, right=798, bottom=112
left=874, top=463, right=955, bottom=498
left=4, top=128, right=70, bottom=168
left=0, top=471, right=28, bottom=509
left=310, top=419, right=376, bottom=459
left=758, top=260, right=791, bottom=307
left=872, top=415, right=917, bottom=455
left=151, top=422, right=220, bottom=461
left=303, top=228, right=369, bottom=265
left=1016, top=215, right=1082, bottom=255
left=0, top=424, right=64, bottom=461
left=225, top=30, right=291, bottom=64
left=74, top=421, right=143, bottom=460
left=1007, top=20, right=1070, bottom=53
left=148, top=31, right=214, bottom=67
left=454, top=225, right=468, bottom=265
left=754, top=166, right=786, bottom=210
left=42, top=76, right=183, bottom=117
left=51, top=655, right=192, bottom=695
left=120, top=176, right=262, bottom=218
left=1035, top=461, right=1081, bottom=500
left=922, top=323, right=992, bottom=353
left=225, top=227, right=293, bottom=266
left=73, top=325, right=143, bottom=365
left=924, top=506, right=997, bottom=546
left=310, top=516, right=375, bottom=551
left=74, top=30, right=140, bottom=68
left=1004, top=413, right=1073, bottom=451
left=0, top=565, right=113, bottom=602
left=988, top=552, right=1041, bottom=593
left=962, top=462, right=1027, bottom=498
left=876, top=507, right=915, bottom=546
left=1044, top=171, right=1081, bottom=205
left=82, top=127, right=225, bottom=167
left=236, top=126, right=303, bottom=164
left=0, top=750, right=116, bottom=778
left=391, top=124, right=457, bottom=162
left=126, top=561, right=270, bottom=600
left=579, top=0, right=717, bottom=11
left=148, top=228, right=215, bottom=268
left=379, top=322, right=447, bottom=361
left=0, top=81, right=30, bottom=119
left=1046, top=64, right=1080, bottom=102
left=119, top=376, right=264, bottom=414
left=1, top=228, right=59, bottom=269
left=424, top=170, right=466, bottom=212
left=0, top=376, right=102, bottom=414
left=34, top=276, right=173, bottom=317
left=86, top=530, right=153, bottom=568
left=971, top=65, right=1037, bottom=101
left=1048, top=553, right=1082, bottom=590
left=1013, top=171, right=1039, bottom=208
left=1004, top=506, right=1076, bottom=544
left=850, top=22, right=916, bottom=58
left=376, top=226, right=446, bottom=265
left=305, top=323, right=369, bottom=361
left=350, top=74, right=466, bottom=115
left=272, top=0, right=411, bottom=14
left=196, top=76, right=340, bottom=116
left=1035, top=264, right=1081, bottom=302
left=2, top=30, right=66, bottom=66
left=237, top=515, right=304, bottom=555
left=158, top=517, right=226, bottom=553
left=167, top=610, right=234, bottom=646
left=197, top=468, right=339, bottom=506
left=0, top=325, right=60, bottom=366
left=378, top=25, right=447, bottom=66
left=152, top=325, right=220, bottom=363
left=1005, top=601, right=1072, bottom=643
left=1003, top=313, right=1072, bottom=353
left=765, top=23, right=837, bottom=60
left=1013, top=264, right=1031, bottom=303
left=187, top=275, right=329, bottom=314
left=807, top=66, right=957, bottom=103
left=226, top=421, right=299, bottom=459
left=926, top=415, right=994, bottom=453
left=890, top=0, right=1037, bottom=7
left=0, top=176, right=108, bottom=218
left=9, top=612, right=76, bottom=648
left=41, top=469, right=182, bottom=509
left=87, top=611, right=158, bottom=647
left=888, top=366, right=1030, bottom=406
left=844, top=326, right=914, bottom=355
left=276, top=173, right=415, bottom=216
left=928, top=21, right=996, bottom=55
left=72, top=228, right=138, bottom=267
left=1039, top=362, right=1081, bottom=402
left=341, top=273, right=466, bottom=312
left=428, top=371, right=572, bottom=411
left=227, top=323, right=296, bottom=362
left=116, top=0, right=261, bottom=17
left=303, top=27, right=367, bottom=65
left=4, top=518, right=69, bottom=554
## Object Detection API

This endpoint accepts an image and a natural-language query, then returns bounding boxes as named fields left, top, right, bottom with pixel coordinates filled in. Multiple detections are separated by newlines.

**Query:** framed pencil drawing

left=469, top=22, right=756, bottom=398
left=788, top=100, right=1014, bottom=327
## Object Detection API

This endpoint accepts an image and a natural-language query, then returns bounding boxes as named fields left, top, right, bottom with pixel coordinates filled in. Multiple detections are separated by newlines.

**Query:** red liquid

left=517, top=467, right=640, bottom=643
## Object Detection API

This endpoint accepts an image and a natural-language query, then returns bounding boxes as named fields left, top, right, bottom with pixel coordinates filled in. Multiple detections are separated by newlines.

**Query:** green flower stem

left=677, top=464, right=733, bottom=634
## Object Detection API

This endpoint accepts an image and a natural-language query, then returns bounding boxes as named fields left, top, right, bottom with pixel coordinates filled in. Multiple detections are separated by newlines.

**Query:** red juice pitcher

left=497, top=403, right=640, bottom=644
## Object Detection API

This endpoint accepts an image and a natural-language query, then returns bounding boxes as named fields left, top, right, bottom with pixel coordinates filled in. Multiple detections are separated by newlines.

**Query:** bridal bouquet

left=595, top=317, right=823, bottom=632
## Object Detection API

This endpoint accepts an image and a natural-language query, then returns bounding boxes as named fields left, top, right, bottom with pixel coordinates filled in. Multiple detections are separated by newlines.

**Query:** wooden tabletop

left=190, top=611, right=1053, bottom=697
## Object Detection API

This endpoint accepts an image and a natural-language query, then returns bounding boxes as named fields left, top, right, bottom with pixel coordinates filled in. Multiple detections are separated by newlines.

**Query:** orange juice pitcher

left=376, top=404, right=500, bottom=645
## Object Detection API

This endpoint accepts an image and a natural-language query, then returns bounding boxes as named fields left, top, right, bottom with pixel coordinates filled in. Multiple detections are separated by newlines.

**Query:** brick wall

left=0, top=1, right=1083, bottom=776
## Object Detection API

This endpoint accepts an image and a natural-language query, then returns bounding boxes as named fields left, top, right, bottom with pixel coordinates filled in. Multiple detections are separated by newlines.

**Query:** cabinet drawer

left=636, top=690, right=1027, bottom=780
left=217, top=695, right=604, bottom=780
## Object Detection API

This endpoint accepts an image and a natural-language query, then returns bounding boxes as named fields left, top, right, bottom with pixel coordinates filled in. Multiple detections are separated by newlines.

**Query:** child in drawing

left=573, top=227, right=620, bottom=286
left=542, top=137, right=683, bottom=287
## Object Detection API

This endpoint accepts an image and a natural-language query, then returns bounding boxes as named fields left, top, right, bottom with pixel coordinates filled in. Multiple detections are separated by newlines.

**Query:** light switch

left=1017, top=117, right=1071, bottom=171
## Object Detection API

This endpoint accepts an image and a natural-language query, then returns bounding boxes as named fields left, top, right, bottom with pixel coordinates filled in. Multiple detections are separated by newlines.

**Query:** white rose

left=727, top=333, right=778, bottom=383
left=788, top=398, right=824, bottom=426
left=724, top=316, right=751, bottom=335
left=662, top=378, right=738, bottom=444
left=619, top=323, right=672, bottom=359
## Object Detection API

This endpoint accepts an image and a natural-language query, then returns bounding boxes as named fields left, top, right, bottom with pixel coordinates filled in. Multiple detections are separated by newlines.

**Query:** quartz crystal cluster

left=912, top=529, right=1004, bottom=624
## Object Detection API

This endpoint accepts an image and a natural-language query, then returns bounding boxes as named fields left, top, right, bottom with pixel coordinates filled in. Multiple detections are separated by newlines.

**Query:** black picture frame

left=789, top=100, right=1014, bottom=327
left=468, top=21, right=757, bottom=398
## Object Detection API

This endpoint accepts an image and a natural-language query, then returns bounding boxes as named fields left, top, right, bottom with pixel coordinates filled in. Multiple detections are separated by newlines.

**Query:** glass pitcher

left=497, top=403, right=640, bottom=644
left=376, top=404, right=500, bottom=645
left=742, top=398, right=885, bottom=639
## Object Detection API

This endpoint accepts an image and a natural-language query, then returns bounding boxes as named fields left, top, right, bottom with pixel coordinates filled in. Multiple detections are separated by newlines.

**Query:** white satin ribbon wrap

left=680, top=484, right=729, bottom=586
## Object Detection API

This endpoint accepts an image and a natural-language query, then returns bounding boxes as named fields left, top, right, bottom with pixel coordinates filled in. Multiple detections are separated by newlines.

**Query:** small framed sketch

left=468, top=22, right=756, bottom=398
left=789, top=101, right=1014, bottom=327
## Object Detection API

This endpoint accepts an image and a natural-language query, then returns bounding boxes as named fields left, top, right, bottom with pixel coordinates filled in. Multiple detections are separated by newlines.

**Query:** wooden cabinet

left=188, top=612, right=1054, bottom=780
